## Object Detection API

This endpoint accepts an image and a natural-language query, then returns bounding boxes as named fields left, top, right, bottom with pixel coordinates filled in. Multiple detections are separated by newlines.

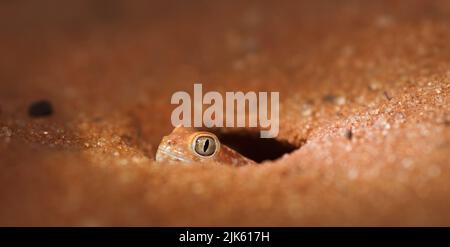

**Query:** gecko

left=155, top=126, right=255, bottom=166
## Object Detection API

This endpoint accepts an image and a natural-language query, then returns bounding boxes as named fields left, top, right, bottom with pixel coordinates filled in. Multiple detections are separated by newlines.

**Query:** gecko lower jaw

left=156, top=147, right=191, bottom=163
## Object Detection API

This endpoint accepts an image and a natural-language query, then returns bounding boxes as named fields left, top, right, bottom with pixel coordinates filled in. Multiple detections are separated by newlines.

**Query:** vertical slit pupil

left=203, top=139, right=210, bottom=152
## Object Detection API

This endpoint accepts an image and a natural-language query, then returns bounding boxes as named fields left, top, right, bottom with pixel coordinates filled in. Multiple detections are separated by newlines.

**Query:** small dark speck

left=28, top=100, right=53, bottom=117
left=323, top=94, right=337, bottom=102
left=120, top=134, right=133, bottom=145
left=383, top=91, right=393, bottom=101
left=345, top=129, right=353, bottom=140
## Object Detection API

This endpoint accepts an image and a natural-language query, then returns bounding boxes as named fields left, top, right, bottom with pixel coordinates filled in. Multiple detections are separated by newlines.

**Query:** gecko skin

left=155, top=126, right=255, bottom=166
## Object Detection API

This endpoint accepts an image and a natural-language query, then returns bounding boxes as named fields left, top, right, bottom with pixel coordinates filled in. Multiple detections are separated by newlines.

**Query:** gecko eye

left=193, top=135, right=217, bottom=156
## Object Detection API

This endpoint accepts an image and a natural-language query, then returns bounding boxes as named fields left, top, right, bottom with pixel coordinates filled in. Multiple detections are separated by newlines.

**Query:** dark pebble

left=28, top=100, right=53, bottom=117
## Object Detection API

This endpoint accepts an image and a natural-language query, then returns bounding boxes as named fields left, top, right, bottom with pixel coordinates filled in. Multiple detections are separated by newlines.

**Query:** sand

left=0, top=0, right=449, bottom=226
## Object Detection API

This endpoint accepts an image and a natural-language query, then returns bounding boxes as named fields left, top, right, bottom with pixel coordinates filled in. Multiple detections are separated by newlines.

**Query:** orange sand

left=0, top=0, right=449, bottom=226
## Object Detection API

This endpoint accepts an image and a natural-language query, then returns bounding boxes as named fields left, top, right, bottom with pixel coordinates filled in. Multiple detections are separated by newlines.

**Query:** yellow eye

left=193, top=135, right=217, bottom=156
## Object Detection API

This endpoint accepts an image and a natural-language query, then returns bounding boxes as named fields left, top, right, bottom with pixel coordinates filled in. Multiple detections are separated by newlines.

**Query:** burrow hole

left=198, top=128, right=302, bottom=163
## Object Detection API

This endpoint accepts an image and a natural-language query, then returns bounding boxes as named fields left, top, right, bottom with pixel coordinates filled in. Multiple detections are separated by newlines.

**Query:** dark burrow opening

left=203, top=129, right=301, bottom=163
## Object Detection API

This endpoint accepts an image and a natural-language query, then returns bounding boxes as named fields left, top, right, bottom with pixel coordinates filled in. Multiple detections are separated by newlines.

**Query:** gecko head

left=155, top=126, right=220, bottom=163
